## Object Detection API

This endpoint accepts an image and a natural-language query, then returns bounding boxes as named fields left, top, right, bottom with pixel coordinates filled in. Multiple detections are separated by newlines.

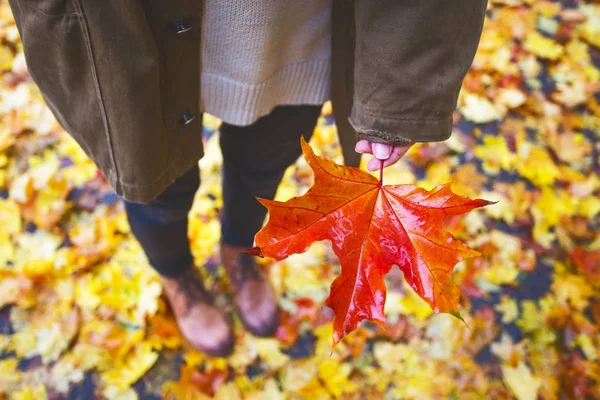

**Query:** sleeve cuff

left=349, top=107, right=453, bottom=145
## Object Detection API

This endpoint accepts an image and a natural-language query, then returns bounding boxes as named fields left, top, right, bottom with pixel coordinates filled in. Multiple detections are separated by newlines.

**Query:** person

left=8, top=0, right=487, bottom=357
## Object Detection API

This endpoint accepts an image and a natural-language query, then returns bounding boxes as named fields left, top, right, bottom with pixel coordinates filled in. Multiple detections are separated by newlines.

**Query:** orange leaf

left=571, top=247, right=600, bottom=281
left=252, top=139, right=491, bottom=345
left=162, top=365, right=228, bottom=398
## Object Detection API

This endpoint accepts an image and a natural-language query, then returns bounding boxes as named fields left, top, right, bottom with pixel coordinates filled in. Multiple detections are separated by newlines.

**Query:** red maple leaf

left=251, top=139, right=492, bottom=344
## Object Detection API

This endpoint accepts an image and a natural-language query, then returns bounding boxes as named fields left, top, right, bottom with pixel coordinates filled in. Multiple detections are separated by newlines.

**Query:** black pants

left=124, top=105, right=321, bottom=277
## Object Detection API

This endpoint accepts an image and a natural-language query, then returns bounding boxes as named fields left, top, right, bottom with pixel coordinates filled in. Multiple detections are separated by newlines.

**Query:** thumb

left=372, top=143, right=392, bottom=160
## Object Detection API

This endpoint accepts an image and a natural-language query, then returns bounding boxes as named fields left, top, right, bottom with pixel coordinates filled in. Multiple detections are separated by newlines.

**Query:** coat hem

left=111, top=152, right=203, bottom=204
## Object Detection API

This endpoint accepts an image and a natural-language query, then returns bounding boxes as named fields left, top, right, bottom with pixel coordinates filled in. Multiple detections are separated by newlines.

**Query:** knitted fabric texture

left=200, top=0, right=332, bottom=126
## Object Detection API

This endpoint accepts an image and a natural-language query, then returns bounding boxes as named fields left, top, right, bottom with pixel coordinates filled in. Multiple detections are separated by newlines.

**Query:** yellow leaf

left=481, top=191, right=515, bottom=224
left=0, top=232, right=15, bottom=270
left=317, top=357, right=357, bottom=398
left=0, top=45, right=13, bottom=70
left=579, top=196, right=600, bottom=218
left=481, top=260, right=520, bottom=286
left=245, top=379, right=284, bottom=400
left=14, top=230, right=62, bottom=278
left=373, top=342, right=439, bottom=398
left=49, top=356, right=85, bottom=393
left=532, top=188, right=578, bottom=247
left=189, top=218, right=221, bottom=265
left=28, top=176, right=71, bottom=230
left=297, top=378, right=331, bottom=400
left=101, top=342, right=158, bottom=390
left=420, top=159, right=452, bottom=190
left=491, top=334, right=525, bottom=364
left=0, top=198, right=21, bottom=236
left=572, top=333, right=598, bottom=361
left=398, top=280, right=434, bottom=320
left=71, top=344, right=112, bottom=371
left=255, top=338, right=290, bottom=370
left=135, top=279, right=162, bottom=319
left=102, top=387, right=138, bottom=400
left=0, top=358, right=21, bottom=391
left=516, top=301, right=544, bottom=333
left=214, top=382, right=242, bottom=400
left=496, top=88, right=527, bottom=109
left=281, top=360, right=318, bottom=393
left=495, top=296, right=519, bottom=324
left=579, top=5, right=600, bottom=48
left=9, top=330, right=37, bottom=359
left=425, top=315, right=456, bottom=360
left=8, top=174, right=33, bottom=204
left=74, top=275, right=103, bottom=310
left=474, top=136, right=515, bottom=175
left=10, top=384, right=48, bottom=400
left=501, top=362, right=542, bottom=400
left=517, top=146, right=559, bottom=187
left=552, top=80, right=590, bottom=108
left=552, top=270, right=594, bottom=311
left=459, top=94, right=502, bottom=123
left=524, top=31, right=563, bottom=59
left=36, top=322, right=72, bottom=363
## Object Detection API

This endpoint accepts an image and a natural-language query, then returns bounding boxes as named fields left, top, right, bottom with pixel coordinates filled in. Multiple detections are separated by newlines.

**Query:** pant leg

left=123, top=163, right=200, bottom=277
left=219, top=104, right=322, bottom=247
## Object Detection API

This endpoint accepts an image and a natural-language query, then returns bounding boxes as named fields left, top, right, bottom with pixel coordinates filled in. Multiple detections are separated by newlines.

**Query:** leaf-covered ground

left=0, top=1, right=599, bottom=399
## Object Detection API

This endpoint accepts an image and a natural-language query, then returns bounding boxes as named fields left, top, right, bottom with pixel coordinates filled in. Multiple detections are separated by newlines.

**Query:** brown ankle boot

left=160, top=267, right=234, bottom=357
left=220, top=244, right=280, bottom=337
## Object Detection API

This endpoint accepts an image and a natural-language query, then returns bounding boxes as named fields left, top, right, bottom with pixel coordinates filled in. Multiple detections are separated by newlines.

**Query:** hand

left=355, top=140, right=413, bottom=172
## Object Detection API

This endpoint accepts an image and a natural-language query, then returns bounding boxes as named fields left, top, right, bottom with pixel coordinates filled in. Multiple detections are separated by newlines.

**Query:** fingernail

left=372, top=143, right=391, bottom=160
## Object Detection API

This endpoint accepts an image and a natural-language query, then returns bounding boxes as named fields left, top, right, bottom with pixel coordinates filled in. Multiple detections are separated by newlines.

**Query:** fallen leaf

left=10, top=384, right=48, bottom=400
left=502, top=362, right=542, bottom=400
left=162, top=364, right=227, bottom=399
left=570, top=247, right=600, bottom=281
left=516, top=145, right=560, bottom=187
left=100, top=341, right=158, bottom=392
left=459, top=94, right=502, bottom=123
left=495, top=295, right=519, bottom=324
left=252, top=139, right=490, bottom=344
left=317, top=357, right=357, bottom=397
left=524, top=30, right=564, bottom=59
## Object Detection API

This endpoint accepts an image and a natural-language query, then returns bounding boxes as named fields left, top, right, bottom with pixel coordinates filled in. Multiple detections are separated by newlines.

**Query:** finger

left=366, top=156, right=382, bottom=172
left=380, top=145, right=411, bottom=168
left=372, top=143, right=392, bottom=160
left=366, top=145, right=412, bottom=171
left=391, top=144, right=412, bottom=160
left=381, top=152, right=404, bottom=169
left=354, top=140, right=372, bottom=154
left=367, top=153, right=400, bottom=171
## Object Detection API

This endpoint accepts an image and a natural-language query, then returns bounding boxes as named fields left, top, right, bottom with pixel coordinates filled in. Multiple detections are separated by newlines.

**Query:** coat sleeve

left=350, top=0, right=487, bottom=145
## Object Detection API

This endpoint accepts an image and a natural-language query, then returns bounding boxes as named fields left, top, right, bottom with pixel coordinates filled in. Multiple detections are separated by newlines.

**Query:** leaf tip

left=300, top=136, right=320, bottom=164
left=255, top=196, right=269, bottom=207
left=247, top=247, right=264, bottom=257
left=330, top=338, right=339, bottom=355
left=372, top=318, right=387, bottom=333
left=300, top=136, right=310, bottom=154
left=450, top=310, right=471, bottom=330
left=481, top=199, right=498, bottom=207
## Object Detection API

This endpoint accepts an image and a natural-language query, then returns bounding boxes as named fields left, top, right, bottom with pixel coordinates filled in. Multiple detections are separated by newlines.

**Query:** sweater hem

left=201, top=60, right=331, bottom=126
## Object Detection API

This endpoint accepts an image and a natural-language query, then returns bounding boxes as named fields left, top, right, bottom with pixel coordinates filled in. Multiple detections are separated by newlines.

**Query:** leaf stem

left=379, top=159, right=384, bottom=185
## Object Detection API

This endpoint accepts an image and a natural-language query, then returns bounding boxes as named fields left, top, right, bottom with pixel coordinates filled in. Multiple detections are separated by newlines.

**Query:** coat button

left=168, top=19, right=194, bottom=34
left=179, top=111, right=196, bottom=127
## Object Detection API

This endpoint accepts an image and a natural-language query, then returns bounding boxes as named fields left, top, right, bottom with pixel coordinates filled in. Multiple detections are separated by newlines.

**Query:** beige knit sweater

left=200, top=0, right=332, bottom=126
